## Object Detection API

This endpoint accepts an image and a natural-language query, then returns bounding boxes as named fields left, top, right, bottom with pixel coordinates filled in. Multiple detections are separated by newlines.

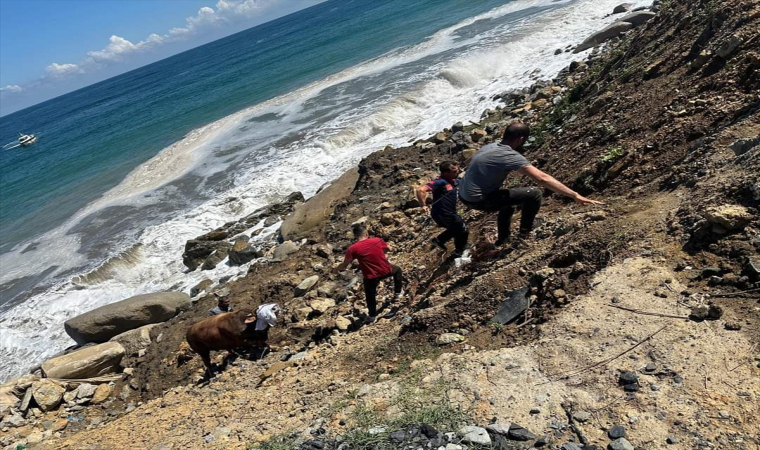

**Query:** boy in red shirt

left=334, top=224, right=403, bottom=323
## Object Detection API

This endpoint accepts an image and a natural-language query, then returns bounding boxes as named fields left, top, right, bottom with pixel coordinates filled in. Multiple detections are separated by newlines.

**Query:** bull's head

left=234, top=309, right=257, bottom=324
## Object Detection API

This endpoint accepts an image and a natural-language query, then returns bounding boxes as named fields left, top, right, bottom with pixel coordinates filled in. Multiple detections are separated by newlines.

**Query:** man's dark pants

left=432, top=213, right=469, bottom=253
left=461, top=187, right=542, bottom=243
left=363, top=265, right=403, bottom=317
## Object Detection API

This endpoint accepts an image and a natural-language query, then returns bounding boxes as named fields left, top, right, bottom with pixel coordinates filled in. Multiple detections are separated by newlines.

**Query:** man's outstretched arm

left=518, top=165, right=604, bottom=205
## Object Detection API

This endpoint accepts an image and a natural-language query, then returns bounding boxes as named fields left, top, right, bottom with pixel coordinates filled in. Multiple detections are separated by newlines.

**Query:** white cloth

left=255, top=303, right=280, bottom=330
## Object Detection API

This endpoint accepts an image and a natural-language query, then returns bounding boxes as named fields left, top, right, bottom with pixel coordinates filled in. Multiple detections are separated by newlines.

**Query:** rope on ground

left=539, top=325, right=668, bottom=384
left=607, top=304, right=689, bottom=319
left=711, top=287, right=760, bottom=298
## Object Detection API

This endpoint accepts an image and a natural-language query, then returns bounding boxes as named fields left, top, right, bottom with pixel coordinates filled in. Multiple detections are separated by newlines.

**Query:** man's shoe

left=430, top=238, right=447, bottom=251
left=363, top=316, right=377, bottom=325
left=393, top=289, right=404, bottom=301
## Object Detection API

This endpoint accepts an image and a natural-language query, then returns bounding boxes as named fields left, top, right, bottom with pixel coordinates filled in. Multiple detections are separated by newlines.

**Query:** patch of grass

left=248, top=432, right=299, bottom=450
left=600, top=147, right=625, bottom=163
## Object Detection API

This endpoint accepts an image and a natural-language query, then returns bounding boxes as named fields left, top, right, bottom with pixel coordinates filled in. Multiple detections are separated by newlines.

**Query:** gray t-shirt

left=459, top=142, right=530, bottom=202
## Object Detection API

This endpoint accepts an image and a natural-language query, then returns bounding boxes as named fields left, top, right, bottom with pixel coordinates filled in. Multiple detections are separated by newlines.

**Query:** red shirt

left=345, top=237, right=392, bottom=279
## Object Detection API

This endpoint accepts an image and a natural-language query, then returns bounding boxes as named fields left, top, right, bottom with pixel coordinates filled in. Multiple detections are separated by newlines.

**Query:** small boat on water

left=3, top=133, right=38, bottom=149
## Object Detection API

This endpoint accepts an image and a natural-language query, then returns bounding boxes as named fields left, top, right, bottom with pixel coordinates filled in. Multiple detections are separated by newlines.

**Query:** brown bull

left=186, top=309, right=258, bottom=378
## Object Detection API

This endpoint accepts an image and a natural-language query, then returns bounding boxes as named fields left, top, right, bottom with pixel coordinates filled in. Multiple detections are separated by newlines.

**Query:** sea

left=0, top=0, right=647, bottom=381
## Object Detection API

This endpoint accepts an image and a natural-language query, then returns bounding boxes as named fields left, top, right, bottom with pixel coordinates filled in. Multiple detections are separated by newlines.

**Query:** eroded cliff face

left=4, top=0, right=758, bottom=448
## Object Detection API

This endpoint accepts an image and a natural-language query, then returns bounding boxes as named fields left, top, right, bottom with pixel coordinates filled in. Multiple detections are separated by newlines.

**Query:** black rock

left=623, top=383, right=640, bottom=392
left=508, top=424, right=536, bottom=441
left=619, top=370, right=638, bottom=385
left=667, top=435, right=679, bottom=444
left=491, top=287, right=530, bottom=325
left=451, top=122, right=464, bottom=133
left=608, top=425, right=626, bottom=439
left=535, top=434, right=552, bottom=447
left=420, top=423, right=438, bottom=439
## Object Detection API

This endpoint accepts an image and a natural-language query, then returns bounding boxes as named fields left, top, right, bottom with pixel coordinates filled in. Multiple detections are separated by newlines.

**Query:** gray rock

left=31, top=379, right=66, bottom=411
left=608, top=425, right=626, bottom=439
left=109, top=323, right=158, bottom=355
left=561, top=444, right=582, bottom=450
left=508, top=424, right=536, bottom=441
left=5, top=413, right=26, bottom=427
left=19, top=387, right=32, bottom=413
left=451, top=122, right=464, bottom=133
left=730, top=136, right=760, bottom=157
left=716, top=35, right=742, bottom=59
left=75, top=383, right=97, bottom=400
left=572, top=410, right=592, bottom=423
left=574, top=22, right=634, bottom=53
left=295, top=275, right=320, bottom=297
left=41, top=342, right=125, bottom=379
left=619, top=11, right=656, bottom=27
left=486, top=423, right=512, bottom=435
left=609, top=438, right=634, bottom=450
left=612, top=3, right=632, bottom=13
left=64, top=292, right=189, bottom=344
left=273, top=241, right=299, bottom=261
left=458, top=426, right=491, bottom=445
left=666, top=435, right=679, bottom=444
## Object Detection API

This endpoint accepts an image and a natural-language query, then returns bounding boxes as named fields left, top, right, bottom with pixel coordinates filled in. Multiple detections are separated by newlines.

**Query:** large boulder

left=182, top=239, right=219, bottom=271
left=574, top=22, right=634, bottom=53
left=703, top=205, right=753, bottom=234
left=280, top=168, right=359, bottom=241
left=619, top=11, right=656, bottom=27
left=201, top=242, right=232, bottom=270
left=41, top=342, right=125, bottom=379
left=109, top=323, right=158, bottom=355
left=64, top=292, right=190, bottom=344
left=612, top=3, right=632, bottom=13
left=31, top=379, right=66, bottom=411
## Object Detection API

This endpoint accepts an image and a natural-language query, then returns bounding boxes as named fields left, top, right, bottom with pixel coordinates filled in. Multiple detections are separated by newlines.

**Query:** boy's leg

left=391, top=265, right=403, bottom=295
left=363, top=278, right=380, bottom=317
left=450, top=215, right=469, bottom=253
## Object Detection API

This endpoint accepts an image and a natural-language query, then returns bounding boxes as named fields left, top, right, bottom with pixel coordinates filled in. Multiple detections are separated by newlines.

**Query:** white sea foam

left=0, top=0, right=650, bottom=381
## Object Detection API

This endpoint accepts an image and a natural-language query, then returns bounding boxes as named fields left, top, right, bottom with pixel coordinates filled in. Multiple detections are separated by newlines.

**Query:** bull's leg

left=199, top=350, right=213, bottom=380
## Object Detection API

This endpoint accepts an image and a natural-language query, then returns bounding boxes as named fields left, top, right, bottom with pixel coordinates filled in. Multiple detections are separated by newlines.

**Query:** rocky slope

left=1, top=0, right=758, bottom=448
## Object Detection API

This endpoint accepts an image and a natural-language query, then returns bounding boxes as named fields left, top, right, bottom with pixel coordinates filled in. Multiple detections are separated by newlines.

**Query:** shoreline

left=2, top=0, right=759, bottom=447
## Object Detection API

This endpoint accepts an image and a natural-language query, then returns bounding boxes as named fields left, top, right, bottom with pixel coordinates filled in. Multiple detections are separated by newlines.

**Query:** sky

left=0, top=0, right=324, bottom=116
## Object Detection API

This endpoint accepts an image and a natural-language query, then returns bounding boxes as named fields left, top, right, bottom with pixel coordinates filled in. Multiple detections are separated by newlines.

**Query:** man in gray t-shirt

left=460, top=122, right=603, bottom=246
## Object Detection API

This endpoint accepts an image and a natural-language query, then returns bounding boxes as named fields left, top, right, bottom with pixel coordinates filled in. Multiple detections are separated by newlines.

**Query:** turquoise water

left=0, top=0, right=641, bottom=381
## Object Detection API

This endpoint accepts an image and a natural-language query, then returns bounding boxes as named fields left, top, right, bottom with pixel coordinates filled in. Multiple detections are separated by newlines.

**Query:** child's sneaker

left=430, top=238, right=447, bottom=251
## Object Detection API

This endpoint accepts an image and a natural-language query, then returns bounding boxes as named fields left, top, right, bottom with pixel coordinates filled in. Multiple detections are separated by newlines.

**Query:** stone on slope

left=64, top=292, right=190, bottom=344
left=228, top=238, right=262, bottom=265
left=91, top=383, right=112, bottom=404
left=491, top=286, right=530, bottom=325
left=612, top=3, right=632, bottom=13
left=508, top=424, right=536, bottom=441
left=619, top=11, right=656, bottom=27
left=295, top=275, right=320, bottom=297
left=31, top=379, right=66, bottom=411
left=436, top=333, right=465, bottom=345
left=309, top=298, right=336, bottom=314
left=273, top=241, right=299, bottom=261
left=609, top=438, right=634, bottom=450
left=0, top=382, right=20, bottom=413
left=574, top=22, right=634, bottom=53
left=41, top=342, right=125, bottom=379
left=280, top=168, right=359, bottom=241
left=109, top=323, right=158, bottom=355
left=703, top=205, right=753, bottom=234
left=458, top=426, right=491, bottom=445
left=76, top=383, right=97, bottom=400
